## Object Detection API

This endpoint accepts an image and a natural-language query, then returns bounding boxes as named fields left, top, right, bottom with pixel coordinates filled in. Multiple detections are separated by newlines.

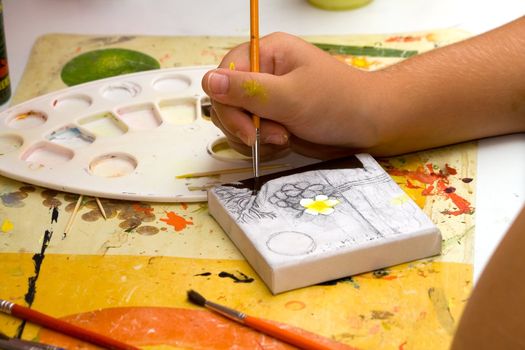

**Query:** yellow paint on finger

left=241, top=79, right=268, bottom=102
left=229, top=61, right=236, bottom=70
left=1, top=219, right=14, bottom=233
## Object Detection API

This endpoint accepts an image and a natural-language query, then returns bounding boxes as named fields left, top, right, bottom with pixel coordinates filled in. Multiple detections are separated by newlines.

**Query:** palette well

left=0, top=66, right=316, bottom=202
left=208, top=154, right=442, bottom=294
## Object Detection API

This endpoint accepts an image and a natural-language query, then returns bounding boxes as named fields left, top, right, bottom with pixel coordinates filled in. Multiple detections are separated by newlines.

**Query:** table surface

left=3, top=0, right=525, bottom=283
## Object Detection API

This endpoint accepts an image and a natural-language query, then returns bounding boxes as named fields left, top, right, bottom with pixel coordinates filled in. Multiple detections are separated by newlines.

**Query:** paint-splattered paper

left=0, top=30, right=476, bottom=350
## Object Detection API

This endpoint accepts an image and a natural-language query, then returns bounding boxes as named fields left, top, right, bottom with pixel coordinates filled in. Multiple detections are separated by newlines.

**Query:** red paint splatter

left=133, top=204, right=154, bottom=216
left=160, top=211, right=193, bottom=232
left=384, top=162, right=474, bottom=215
left=445, top=164, right=457, bottom=175
left=437, top=181, right=474, bottom=216
left=399, top=341, right=408, bottom=350
left=382, top=275, right=398, bottom=281
left=405, top=179, right=421, bottom=189
left=386, top=35, right=421, bottom=42
left=180, top=203, right=188, bottom=210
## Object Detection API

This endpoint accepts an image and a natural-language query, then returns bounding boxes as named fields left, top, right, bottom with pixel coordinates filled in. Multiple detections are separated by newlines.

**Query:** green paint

left=61, top=48, right=160, bottom=86
left=313, top=43, right=418, bottom=58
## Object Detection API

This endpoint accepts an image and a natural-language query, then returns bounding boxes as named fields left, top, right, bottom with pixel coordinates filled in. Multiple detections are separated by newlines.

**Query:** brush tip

left=187, top=289, right=207, bottom=307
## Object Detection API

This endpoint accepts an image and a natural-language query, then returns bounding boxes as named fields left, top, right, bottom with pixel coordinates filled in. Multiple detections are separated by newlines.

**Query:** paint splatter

left=160, top=211, right=193, bottom=232
left=383, top=161, right=474, bottom=216
left=371, top=310, right=394, bottom=320
left=285, top=301, right=306, bottom=311
left=229, top=61, right=236, bottom=70
left=17, top=229, right=53, bottom=337
left=51, top=207, right=59, bottom=223
left=195, top=272, right=212, bottom=277
left=136, top=226, right=159, bottom=236
left=1, top=219, right=14, bottom=233
left=1, top=189, right=30, bottom=208
left=385, top=35, right=422, bottom=43
left=218, top=271, right=254, bottom=283
left=241, top=79, right=268, bottom=101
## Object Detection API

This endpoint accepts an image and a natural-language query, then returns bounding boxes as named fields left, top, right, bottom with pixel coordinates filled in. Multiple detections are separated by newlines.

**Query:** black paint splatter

left=51, top=207, right=59, bottom=223
left=195, top=272, right=212, bottom=277
left=16, top=229, right=53, bottom=337
left=461, top=178, right=473, bottom=183
left=218, top=271, right=254, bottom=283
left=444, top=187, right=456, bottom=193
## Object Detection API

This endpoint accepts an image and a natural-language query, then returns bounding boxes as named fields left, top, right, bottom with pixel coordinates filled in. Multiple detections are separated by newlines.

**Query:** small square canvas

left=208, top=154, right=442, bottom=294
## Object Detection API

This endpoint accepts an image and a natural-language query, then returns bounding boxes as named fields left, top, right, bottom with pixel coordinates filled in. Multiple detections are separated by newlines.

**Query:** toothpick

left=63, top=195, right=83, bottom=238
left=176, top=163, right=290, bottom=179
left=95, top=197, right=107, bottom=220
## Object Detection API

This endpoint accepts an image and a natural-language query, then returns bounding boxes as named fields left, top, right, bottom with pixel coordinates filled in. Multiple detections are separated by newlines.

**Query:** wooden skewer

left=63, top=195, right=83, bottom=238
left=95, top=197, right=107, bottom=220
left=176, top=163, right=290, bottom=179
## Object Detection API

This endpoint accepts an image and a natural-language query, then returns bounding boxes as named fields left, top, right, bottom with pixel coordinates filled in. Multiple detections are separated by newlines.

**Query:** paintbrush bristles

left=187, top=290, right=206, bottom=307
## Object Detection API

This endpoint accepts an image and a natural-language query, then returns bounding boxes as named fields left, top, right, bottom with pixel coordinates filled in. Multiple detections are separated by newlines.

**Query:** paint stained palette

left=208, top=155, right=442, bottom=293
left=0, top=66, right=316, bottom=202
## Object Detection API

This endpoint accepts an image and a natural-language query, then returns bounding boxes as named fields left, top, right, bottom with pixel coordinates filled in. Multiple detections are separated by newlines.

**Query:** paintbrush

left=0, top=300, right=139, bottom=350
left=0, top=332, right=65, bottom=350
left=187, top=290, right=335, bottom=350
left=250, top=0, right=261, bottom=193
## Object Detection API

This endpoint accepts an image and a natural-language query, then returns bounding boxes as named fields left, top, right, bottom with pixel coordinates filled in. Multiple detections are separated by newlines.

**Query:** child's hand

left=201, top=32, right=385, bottom=159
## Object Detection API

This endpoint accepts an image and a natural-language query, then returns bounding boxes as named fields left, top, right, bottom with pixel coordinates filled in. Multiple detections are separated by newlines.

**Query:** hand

left=201, top=32, right=384, bottom=159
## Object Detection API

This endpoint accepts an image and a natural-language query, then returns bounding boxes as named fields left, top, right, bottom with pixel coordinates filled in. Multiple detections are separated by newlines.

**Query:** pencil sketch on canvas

left=208, top=154, right=441, bottom=293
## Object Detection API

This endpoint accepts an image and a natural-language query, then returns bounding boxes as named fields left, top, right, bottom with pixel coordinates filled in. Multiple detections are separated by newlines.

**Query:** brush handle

left=244, top=315, right=335, bottom=350
left=7, top=303, right=140, bottom=350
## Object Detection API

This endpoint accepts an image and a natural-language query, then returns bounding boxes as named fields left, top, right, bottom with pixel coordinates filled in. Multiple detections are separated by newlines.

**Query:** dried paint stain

left=160, top=211, right=193, bottom=232
left=1, top=219, right=14, bottom=233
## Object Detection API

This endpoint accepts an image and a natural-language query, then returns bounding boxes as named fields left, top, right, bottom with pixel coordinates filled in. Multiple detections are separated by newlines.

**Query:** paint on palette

left=0, top=134, right=23, bottom=155
left=158, top=98, right=197, bottom=125
left=78, top=112, right=128, bottom=137
left=8, top=111, right=47, bottom=129
left=52, top=94, right=92, bottom=113
left=22, top=143, right=74, bottom=167
left=51, top=207, right=59, bottom=223
left=47, top=126, right=95, bottom=148
left=160, top=211, right=193, bottom=232
left=117, top=104, right=162, bottom=130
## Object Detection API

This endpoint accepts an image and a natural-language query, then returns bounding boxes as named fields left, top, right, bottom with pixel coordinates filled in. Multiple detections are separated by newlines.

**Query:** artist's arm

left=450, top=205, right=525, bottom=349
left=202, top=16, right=525, bottom=158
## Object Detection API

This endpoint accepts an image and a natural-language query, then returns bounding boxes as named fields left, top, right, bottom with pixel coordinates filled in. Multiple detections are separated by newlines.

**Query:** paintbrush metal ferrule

left=204, top=300, right=247, bottom=323
left=253, top=129, right=260, bottom=177
left=0, top=299, right=14, bottom=313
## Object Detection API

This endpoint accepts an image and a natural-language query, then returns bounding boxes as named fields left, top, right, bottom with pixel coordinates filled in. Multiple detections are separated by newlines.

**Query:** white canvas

left=208, top=154, right=442, bottom=294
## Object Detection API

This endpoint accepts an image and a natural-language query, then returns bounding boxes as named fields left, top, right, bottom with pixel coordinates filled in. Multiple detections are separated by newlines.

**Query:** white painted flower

left=300, top=195, right=340, bottom=216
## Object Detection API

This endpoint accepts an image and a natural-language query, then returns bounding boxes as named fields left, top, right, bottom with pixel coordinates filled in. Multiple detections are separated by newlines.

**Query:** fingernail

left=208, top=72, right=229, bottom=94
left=264, top=134, right=289, bottom=146
left=236, top=131, right=253, bottom=146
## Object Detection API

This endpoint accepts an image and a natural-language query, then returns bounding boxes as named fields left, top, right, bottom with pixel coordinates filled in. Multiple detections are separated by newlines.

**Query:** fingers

left=210, top=102, right=291, bottom=156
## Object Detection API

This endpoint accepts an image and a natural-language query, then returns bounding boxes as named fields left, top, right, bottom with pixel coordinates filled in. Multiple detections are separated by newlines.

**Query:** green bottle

left=0, top=1, right=10, bottom=105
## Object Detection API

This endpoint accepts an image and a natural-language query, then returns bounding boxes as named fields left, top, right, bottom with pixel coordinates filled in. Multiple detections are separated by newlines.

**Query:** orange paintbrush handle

left=250, top=0, right=261, bottom=129
left=244, top=315, right=334, bottom=350
left=10, top=303, right=140, bottom=350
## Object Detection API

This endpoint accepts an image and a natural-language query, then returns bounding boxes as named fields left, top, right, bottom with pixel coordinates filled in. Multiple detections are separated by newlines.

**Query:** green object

left=61, top=48, right=160, bottom=86
left=307, top=0, right=372, bottom=10
left=314, top=43, right=418, bottom=58
left=0, top=1, right=11, bottom=105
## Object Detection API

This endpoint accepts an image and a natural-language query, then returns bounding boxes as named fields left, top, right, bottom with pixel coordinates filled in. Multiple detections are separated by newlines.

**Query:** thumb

left=201, top=68, right=298, bottom=122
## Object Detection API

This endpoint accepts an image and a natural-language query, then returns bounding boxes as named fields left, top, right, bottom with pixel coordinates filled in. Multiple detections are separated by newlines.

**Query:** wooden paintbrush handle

left=11, top=304, right=140, bottom=350
left=245, top=315, right=335, bottom=350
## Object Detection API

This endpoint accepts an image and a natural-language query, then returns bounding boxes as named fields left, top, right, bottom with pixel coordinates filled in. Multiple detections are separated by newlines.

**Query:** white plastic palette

left=0, top=66, right=316, bottom=202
